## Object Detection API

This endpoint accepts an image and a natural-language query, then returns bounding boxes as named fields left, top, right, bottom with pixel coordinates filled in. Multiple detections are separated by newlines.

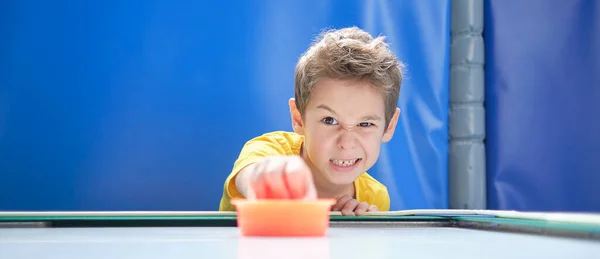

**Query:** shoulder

left=254, top=131, right=304, bottom=146
left=355, top=173, right=390, bottom=211
left=356, top=172, right=387, bottom=190
left=243, top=131, right=304, bottom=155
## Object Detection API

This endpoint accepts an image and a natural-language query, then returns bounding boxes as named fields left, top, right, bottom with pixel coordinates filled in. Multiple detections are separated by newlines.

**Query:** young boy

left=219, top=27, right=404, bottom=215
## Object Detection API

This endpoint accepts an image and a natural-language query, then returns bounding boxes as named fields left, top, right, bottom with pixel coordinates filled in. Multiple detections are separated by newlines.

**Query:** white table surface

left=1, top=225, right=599, bottom=259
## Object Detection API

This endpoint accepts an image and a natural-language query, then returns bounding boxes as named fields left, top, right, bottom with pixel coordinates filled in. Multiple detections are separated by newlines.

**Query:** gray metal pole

left=449, top=0, right=486, bottom=209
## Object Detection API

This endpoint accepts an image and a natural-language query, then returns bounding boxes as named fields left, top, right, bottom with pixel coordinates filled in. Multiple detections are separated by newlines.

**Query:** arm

left=234, top=162, right=259, bottom=198
left=224, top=137, right=285, bottom=200
left=223, top=132, right=316, bottom=202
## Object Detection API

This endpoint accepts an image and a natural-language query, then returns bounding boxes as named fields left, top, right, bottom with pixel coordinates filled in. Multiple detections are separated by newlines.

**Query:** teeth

left=332, top=159, right=359, bottom=167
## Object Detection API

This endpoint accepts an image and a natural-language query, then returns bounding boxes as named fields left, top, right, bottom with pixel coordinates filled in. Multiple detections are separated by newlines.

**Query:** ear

left=381, top=107, right=401, bottom=142
left=289, top=98, right=305, bottom=135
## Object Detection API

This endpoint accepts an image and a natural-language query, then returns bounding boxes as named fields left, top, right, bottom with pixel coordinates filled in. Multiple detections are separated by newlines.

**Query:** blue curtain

left=485, top=0, right=600, bottom=211
left=0, top=0, right=449, bottom=211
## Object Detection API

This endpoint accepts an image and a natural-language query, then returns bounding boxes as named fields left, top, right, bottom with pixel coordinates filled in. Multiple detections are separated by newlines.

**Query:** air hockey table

left=1, top=209, right=599, bottom=258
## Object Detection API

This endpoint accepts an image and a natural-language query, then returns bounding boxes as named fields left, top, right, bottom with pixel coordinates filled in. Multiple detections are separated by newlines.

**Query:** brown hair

left=294, top=26, right=405, bottom=127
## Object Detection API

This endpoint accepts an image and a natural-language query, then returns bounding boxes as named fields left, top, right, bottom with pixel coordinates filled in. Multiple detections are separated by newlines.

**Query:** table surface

left=1, top=225, right=599, bottom=259
left=2, top=210, right=600, bottom=258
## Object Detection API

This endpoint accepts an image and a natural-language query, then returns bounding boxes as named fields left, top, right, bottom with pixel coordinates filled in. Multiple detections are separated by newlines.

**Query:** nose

left=336, top=130, right=357, bottom=150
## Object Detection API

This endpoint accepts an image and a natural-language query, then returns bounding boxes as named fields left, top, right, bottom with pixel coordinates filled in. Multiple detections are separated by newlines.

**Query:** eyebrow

left=316, top=104, right=382, bottom=121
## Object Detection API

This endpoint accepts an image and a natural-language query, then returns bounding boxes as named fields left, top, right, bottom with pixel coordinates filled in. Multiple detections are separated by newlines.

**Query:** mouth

left=330, top=158, right=362, bottom=167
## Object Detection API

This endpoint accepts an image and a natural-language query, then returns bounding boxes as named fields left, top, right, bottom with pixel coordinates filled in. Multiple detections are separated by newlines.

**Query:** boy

left=219, top=27, right=404, bottom=215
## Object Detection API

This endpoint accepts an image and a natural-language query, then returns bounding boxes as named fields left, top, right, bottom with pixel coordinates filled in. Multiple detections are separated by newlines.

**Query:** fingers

left=301, top=177, right=318, bottom=200
left=262, top=158, right=290, bottom=199
left=284, top=156, right=314, bottom=199
left=341, top=199, right=359, bottom=216
left=247, top=155, right=317, bottom=200
left=367, top=205, right=378, bottom=212
left=354, top=202, right=370, bottom=216
left=331, top=195, right=378, bottom=216
left=331, top=195, right=353, bottom=211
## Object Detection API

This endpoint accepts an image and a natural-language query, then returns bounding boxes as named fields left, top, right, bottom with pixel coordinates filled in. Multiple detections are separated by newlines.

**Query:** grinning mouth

left=330, top=158, right=361, bottom=167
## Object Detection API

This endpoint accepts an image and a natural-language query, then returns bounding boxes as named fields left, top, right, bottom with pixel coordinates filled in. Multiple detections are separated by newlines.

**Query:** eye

left=321, top=117, right=338, bottom=125
left=359, top=122, right=374, bottom=127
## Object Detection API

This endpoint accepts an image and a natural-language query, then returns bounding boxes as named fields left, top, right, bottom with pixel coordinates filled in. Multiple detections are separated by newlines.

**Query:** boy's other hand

left=246, top=156, right=318, bottom=200
left=331, top=195, right=378, bottom=216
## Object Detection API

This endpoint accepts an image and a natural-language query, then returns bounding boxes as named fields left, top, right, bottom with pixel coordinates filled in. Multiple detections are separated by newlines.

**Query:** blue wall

left=0, top=1, right=450, bottom=211
left=2, top=0, right=598, bottom=213
left=485, top=0, right=600, bottom=211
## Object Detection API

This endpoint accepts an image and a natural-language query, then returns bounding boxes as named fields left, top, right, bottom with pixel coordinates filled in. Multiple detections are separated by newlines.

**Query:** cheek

left=307, top=123, right=336, bottom=143
left=305, top=125, right=336, bottom=160
left=358, top=133, right=383, bottom=162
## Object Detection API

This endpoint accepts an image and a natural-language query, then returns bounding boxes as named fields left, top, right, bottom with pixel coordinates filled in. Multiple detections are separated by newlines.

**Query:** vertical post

left=449, top=0, right=486, bottom=209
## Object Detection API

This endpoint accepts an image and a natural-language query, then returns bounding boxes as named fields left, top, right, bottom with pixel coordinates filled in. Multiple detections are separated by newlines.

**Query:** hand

left=244, top=155, right=318, bottom=200
left=331, top=195, right=378, bottom=216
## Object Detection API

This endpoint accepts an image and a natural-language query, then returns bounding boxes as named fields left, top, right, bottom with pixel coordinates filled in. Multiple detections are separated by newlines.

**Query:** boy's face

left=289, top=77, right=400, bottom=187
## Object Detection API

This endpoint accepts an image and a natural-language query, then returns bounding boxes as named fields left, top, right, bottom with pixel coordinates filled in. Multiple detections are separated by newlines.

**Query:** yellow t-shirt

left=218, top=131, right=390, bottom=212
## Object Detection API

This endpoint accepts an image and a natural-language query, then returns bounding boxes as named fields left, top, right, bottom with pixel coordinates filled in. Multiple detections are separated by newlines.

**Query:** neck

left=300, top=143, right=355, bottom=199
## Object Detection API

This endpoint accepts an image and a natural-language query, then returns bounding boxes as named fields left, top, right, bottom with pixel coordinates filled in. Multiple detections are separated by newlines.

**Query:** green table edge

left=0, top=215, right=445, bottom=222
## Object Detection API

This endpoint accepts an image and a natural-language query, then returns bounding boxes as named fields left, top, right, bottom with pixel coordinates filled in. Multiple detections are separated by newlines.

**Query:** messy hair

left=294, top=26, right=405, bottom=128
